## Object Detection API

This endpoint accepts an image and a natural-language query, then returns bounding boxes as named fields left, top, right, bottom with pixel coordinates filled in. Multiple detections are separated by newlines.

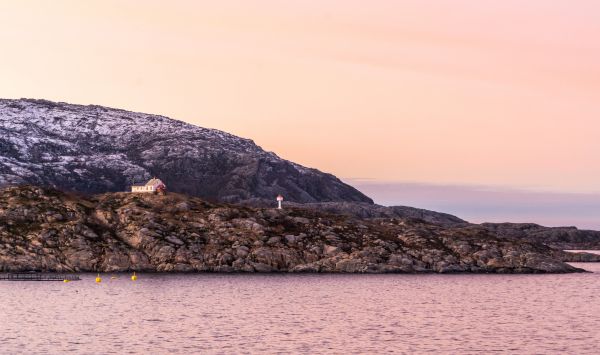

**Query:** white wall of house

left=131, top=178, right=166, bottom=193
left=131, top=185, right=156, bottom=193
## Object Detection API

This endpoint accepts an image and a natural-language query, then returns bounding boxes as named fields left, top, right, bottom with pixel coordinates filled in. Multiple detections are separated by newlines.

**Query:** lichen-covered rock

left=0, top=185, right=584, bottom=274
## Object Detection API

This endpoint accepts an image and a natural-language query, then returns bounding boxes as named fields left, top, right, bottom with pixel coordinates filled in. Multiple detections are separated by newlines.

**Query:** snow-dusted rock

left=0, top=98, right=372, bottom=204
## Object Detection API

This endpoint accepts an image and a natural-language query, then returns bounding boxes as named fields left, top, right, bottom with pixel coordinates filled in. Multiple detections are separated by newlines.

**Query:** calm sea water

left=1, top=263, right=599, bottom=354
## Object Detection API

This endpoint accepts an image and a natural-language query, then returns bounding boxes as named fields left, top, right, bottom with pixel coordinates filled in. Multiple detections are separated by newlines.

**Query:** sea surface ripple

left=1, top=263, right=599, bottom=354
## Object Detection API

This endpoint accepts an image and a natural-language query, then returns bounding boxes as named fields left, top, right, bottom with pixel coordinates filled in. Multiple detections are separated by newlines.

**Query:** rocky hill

left=0, top=185, right=581, bottom=273
left=0, top=98, right=371, bottom=204
left=1, top=98, right=598, bottom=257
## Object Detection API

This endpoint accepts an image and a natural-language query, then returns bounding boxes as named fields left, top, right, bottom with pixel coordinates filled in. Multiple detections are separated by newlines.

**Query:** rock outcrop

left=482, top=223, right=600, bottom=250
left=240, top=199, right=467, bottom=227
left=558, top=251, right=600, bottom=262
left=0, top=98, right=372, bottom=204
left=0, top=186, right=582, bottom=273
left=245, top=201, right=600, bottom=252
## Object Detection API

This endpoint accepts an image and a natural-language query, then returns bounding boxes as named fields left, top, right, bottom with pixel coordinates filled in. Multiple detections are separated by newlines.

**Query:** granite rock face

left=0, top=186, right=582, bottom=273
left=0, top=98, right=372, bottom=204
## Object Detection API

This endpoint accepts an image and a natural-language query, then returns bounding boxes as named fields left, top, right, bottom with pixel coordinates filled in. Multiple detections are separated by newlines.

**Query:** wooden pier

left=0, top=273, right=81, bottom=281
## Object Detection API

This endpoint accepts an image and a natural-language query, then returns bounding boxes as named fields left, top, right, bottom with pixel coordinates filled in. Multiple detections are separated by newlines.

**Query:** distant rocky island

left=0, top=185, right=583, bottom=273
left=0, top=98, right=598, bottom=273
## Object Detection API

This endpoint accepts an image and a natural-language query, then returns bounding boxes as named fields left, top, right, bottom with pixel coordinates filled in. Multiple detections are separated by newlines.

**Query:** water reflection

left=1, top=264, right=599, bottom=354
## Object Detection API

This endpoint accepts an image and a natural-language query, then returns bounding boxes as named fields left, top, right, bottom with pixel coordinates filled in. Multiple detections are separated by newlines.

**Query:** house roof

left=131, top=178, right=165, bottom=188
left=145, top=178, right=164, bottom=186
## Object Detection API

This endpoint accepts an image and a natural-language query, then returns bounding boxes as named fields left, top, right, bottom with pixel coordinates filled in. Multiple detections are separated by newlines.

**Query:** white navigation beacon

left=276, top=194, right=284, bottom=209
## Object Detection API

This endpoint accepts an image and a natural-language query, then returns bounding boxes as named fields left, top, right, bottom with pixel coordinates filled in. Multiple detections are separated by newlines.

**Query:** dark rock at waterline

left=558, top=251, right=600, bottom=263
left=0, top=185, right=583, bottom=274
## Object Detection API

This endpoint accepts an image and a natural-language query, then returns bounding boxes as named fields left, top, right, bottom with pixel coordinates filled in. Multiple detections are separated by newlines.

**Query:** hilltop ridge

left=0, top=98, right=371, bottom=204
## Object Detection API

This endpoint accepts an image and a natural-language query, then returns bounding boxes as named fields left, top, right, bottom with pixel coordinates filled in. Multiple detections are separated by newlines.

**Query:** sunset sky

left=1, top=1, right=599, bottom=227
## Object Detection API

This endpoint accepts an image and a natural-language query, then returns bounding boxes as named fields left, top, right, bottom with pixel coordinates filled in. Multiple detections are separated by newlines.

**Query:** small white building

left=131, top=178, right=166, bottom=193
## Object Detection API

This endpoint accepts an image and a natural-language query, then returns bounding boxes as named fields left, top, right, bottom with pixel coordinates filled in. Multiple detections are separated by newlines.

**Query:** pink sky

left=350, top=180, right=600, bottom=229
left=1, top=1, right=599, bottom=194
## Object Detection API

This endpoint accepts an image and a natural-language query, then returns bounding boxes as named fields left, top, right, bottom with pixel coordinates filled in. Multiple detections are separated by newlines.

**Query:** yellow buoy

left=63, top=279, right=70, bottom=283
left=95, top=274, right=102, bottom=283
left=131, top=272, right=137, bottom=281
